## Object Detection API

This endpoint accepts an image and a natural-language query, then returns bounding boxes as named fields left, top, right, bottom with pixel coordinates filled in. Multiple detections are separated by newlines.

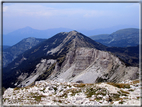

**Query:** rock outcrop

left=3, top=79, right=141, bottom=106
left=49, top=47, right=139, bottom=83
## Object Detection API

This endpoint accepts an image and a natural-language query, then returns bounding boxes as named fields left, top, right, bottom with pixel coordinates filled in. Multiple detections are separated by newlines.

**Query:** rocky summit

left=3, top=30, right=106, bottom=88
left=3, top=79, right=141, bottom=106
left=2, top=30, right=140, bottom=106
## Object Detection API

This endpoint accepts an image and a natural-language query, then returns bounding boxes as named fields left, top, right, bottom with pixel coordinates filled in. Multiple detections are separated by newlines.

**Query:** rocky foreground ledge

left=3, top=79, right=141, bottom=106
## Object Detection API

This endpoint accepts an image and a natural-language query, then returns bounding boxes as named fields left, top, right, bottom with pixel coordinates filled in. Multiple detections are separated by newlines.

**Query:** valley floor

left=3, top=79, right=141, bottom=106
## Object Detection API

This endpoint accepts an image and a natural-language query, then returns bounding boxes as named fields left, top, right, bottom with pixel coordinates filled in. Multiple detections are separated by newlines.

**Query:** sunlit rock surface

left=3, top=79, right=141, bottom=106
left=50, top=47, right=139, bottom=83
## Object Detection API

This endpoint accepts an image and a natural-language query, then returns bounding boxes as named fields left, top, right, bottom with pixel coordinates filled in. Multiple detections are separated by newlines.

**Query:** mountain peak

left=3, top=29, right=139, bottom=89
left=59, top=30, right=79, bottom=36
left=24, top=26, right=33, bottom=29
left=68, top=30, right=78, bottom=35
left=19, top=26, right=34, bottom=31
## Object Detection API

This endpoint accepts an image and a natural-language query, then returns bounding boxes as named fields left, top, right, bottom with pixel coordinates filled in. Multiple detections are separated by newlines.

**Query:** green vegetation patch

left=14, top=87, right=21, bottom=90
left=132, top=80, right=139, bottom=84
left=137, top=96, right=140, bottom=99
left=36, top=62, right=56, bottom=81
left=110, top=93, right=120, bottom=101
left=107, top=82, right=130, bottom=88
left=120, top=90, right=129, bottom=95
left=58, top=88, right=82, bottom=98
left=85, top=87, right=97, bottom=98
left=85, top=86, right=107, bottom=98
left=53, top=86, right=58, bottom=92
left=29, top=92, right=46, bottom=102
left=73, top=83, right=86, bottom=87
left=117, top=89, right=129, bottom=98
left=70, top=89, right=82, bottom=96
left=128, top=89, right=134, bottom=91
left=119, top=98, right=125, bottom=104
left=33, top=95, right=46, bottom=102
left=57, top=56, right=65, bottom=64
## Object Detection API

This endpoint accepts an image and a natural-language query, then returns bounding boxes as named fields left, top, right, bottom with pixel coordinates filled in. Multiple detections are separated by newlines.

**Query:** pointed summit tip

left=68, top=30, right=78, bottom=35
left=70, top=30, right=78, bottom=33
left=24, top=26, right=33, bottom=30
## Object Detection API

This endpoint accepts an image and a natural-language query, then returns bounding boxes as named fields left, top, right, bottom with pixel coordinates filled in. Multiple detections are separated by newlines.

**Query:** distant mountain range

left=3, top=37, right=46, bottom=67
left=89, top=28, right=139, bottom=47
left=78, top=25, right=139, bottom=36
left=3, top=30, right=139, bottom=89
left=3, top=26, right=139, bottom=46
left=3, top=27, right=73, bottom=46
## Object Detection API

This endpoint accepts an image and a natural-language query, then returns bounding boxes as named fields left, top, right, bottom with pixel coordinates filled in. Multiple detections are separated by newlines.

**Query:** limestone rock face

left=51, top=47, right=139, bottom=83
left=16, top=59, right=56, bottom=87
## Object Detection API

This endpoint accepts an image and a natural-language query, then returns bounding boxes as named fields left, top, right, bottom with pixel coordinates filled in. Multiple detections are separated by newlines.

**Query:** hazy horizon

left=3, top=3, right=139, bottom=34
left=3, top=25, right=139, bottom=35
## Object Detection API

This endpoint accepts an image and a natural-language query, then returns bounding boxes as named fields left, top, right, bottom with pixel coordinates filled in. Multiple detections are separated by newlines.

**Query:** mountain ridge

left=4, top=26, right=139, bottom=46
left=90, top=28, right=139, bottom=47
left=3, top=30, right=139, bottom=89
left=3, top=37, right=46, bottom=67
left=3, top=27, right=73, bottom=46
left=3, top=30, right=106, bottom=88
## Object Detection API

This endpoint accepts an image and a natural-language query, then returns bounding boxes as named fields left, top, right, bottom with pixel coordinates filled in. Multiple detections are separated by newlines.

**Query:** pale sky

left=3, top=2, right=140, bottom=34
